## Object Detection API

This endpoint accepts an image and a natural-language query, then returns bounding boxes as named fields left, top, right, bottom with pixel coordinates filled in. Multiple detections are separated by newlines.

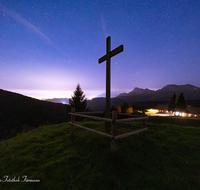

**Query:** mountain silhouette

left=87, top=84, right=200, bottom=111
left=117, top=84, right=200, bottom=101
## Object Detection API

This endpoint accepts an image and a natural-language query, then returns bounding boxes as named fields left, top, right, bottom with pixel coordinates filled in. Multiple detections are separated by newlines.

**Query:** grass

left=0, top=117, right=200, bottom=190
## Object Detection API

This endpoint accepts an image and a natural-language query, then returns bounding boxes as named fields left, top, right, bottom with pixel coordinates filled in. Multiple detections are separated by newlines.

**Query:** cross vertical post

left=98, top=36, right=123, bottom=133
left=106, top=36, right=111, bottom=124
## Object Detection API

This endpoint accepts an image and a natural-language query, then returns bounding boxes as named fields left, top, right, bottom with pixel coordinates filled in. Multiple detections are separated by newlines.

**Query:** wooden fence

left=69, top=108, right=148, bottom=151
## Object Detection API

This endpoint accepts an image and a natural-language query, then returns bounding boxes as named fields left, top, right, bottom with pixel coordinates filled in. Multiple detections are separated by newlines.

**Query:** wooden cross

left=98, top=36, right=123, bottom=132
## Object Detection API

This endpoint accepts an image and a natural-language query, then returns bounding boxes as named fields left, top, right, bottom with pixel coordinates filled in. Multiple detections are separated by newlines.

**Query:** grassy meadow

left=0, top=116, right=200, bottom=190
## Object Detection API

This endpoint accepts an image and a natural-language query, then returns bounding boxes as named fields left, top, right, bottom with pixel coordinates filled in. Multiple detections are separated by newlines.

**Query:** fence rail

left=69, top=112, right=112, bottom=123
left=69, top=108, right=148, bottom=151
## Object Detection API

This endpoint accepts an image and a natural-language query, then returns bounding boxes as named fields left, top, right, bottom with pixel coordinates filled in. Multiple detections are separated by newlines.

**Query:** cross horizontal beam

left=98, top=44, right=123, bottom=64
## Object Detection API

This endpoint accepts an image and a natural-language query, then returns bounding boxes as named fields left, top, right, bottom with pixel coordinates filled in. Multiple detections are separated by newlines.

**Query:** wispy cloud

left=0, top=4, right=52, bottom=43
left=0, top=4, right=70, bottom=58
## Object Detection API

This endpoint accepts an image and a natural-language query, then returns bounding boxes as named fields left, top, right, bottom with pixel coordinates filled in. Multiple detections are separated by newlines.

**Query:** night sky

left=0, top=0, right=200, bottom=99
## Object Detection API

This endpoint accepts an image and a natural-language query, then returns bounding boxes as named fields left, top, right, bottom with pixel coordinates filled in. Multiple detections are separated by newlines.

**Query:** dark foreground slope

left=0, top=89, right=68, bottom=140
left=0, top=119, right=200, bottom=190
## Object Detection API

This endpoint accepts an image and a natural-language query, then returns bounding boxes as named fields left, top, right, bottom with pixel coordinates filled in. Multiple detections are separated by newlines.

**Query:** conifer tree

left=168, top=93, right=177, bottom=111
left=176, top=92, right=187, bottom=111
left=69, top=84, right=87, bottom=112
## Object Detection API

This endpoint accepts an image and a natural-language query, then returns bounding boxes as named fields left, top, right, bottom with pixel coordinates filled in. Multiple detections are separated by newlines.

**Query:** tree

left=69, top=84, right=87, bottom=112
left=111, top=105, right=121, bottom=113
left=168, top=93, right=177, bottom=111
left=122, top=102, right=133, bottom=114
left=116, top=106, right=121, bottom=113
left=176, top=92, right=187, bottom=111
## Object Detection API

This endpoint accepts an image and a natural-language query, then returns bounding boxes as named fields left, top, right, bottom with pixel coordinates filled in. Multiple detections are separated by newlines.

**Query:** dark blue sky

left=0, top=0, right=200, bottom=99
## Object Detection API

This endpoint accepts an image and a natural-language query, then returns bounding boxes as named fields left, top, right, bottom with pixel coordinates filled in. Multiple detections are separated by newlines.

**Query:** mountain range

left=4, top=84, right=199, bottom=111
left=44, top=84, right=200, bottom=105
left=117, top=84, right=200, bottom=101
left=87, top=84, right=200, bottom=111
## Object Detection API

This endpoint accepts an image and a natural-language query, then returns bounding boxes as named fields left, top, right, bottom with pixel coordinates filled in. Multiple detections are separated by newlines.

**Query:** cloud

left=0, top=4, right=52, bottom=43
left=0, top=4, right=70, bottom=58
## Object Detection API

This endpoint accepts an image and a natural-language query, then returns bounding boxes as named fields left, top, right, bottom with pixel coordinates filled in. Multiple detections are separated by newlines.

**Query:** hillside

left=0, top=89, right=68, bottom=140
left=0, top=119, right=200, bottom=189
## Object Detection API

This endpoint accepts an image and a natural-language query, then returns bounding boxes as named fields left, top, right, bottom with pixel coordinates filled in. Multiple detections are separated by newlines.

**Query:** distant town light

left=147, top=109, right=159, bottom=113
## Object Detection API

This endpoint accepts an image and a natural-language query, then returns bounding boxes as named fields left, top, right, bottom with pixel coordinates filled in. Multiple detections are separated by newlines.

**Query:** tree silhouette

left=111, top=105, right=121, bottom=113
left=69, top=84, right=87, bottom=112
left=122, top=102, right=133, bottom=114
left=168, top=93, right=177, bottom=111
left=176, top=92, right=187, bottom=111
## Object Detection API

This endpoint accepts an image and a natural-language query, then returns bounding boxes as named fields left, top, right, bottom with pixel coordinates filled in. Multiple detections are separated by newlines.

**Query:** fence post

left=142, top=110, right=146, bottom=138
left=70, top=108, right=75, bottom=136
left=111, top=111, right=117, bottom=152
